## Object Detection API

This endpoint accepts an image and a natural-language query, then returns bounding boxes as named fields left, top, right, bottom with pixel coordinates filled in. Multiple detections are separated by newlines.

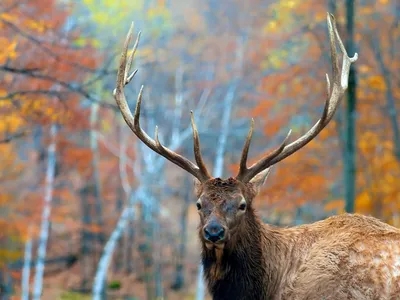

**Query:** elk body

left=114, top=14, right=400, bottom=300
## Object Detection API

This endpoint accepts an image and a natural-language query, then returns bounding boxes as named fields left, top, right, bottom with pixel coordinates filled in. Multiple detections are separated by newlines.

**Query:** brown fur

left=195, top=177, right=400, bottom=300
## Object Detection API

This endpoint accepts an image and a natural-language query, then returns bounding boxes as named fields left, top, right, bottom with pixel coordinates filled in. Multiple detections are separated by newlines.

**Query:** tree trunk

left=32, top=124, right=57, bottom=300
left=90, top=103, right=105, bottom=246
left=344, top=0, right=357, bottom=213
left=136, top=189, right=155, bottom=300
left=92, top=206, right=134, bottom=300
left=21, top=228, right=33, bottom=300
left=171, top=178, right=191, bottom=290
left=80, top=185, right=92, bottom=290
left=125, top=206, right=135, bottom=274
left=153, top=207, right=164, bottom=300
left=113, top=187, right=124, bottom=272
left=118, top=124, right=135, bottom=274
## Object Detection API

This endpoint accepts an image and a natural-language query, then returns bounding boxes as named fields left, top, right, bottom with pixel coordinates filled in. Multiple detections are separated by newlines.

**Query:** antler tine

left=237, top=128, right=292, bottom=182
left=237, top=118, right=254, bottom=179
left=114, top=25, right=211, bottom=182
left=236, top=13, right=358, bottom=182
left=191, top=111, right=212, bottom=179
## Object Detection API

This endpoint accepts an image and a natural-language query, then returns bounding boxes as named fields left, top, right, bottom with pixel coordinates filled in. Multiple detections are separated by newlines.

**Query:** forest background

left=0, top=0, right=399, bottom=299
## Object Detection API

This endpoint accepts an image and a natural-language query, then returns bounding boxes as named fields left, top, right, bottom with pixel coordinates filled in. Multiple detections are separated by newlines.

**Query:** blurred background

left=0, top=0, right=398, bottom=299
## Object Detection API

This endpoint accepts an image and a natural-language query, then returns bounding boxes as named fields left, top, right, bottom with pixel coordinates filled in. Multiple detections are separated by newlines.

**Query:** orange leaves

left=356, top=128, right=400, bottom=223
left=0, top=37, right=17, bottom=64
left=366, top=75, right=387, bottom=91
left=355, top=191, right=373, bottom=214
left=0, top=0, right=106, bottom=274
left=0, top=101, right=24, bottom=134
left=22, top=19, right=49, bottom=34
left=0, top=0, right=101, bottom=130
left=247, top=0, right=400, bottom=226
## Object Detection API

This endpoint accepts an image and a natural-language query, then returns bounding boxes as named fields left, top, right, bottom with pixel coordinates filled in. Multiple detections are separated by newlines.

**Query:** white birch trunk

left=21, top=227, right=33, bottom=300
left=92, top=124, right=135, bottom=299
left=92, top=206, right=133, bottom=300
left=90, top=103, right=104, bottom=243
left=32, top=124, right=57, bottom=300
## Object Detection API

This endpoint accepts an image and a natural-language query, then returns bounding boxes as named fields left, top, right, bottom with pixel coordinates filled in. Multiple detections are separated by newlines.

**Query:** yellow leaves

left=356, top=191, right=373, bottom=214
left=75, top=37, right=101, bottom=48
left=0, top=37, right=17, bottom=64
left=264, top=0, right=305, bottom=35
left=262, top=49, right=289, bottom=70
left=356, top=127, right=400, bottom=223
left=0, top=13, right=15, bottom=22
left=360, top=7, right=374, bottom=15
left=0, top=100, right=24, bottom=134
left=359, top=131, right=379, bottom=153
left=367, top=75, right=386, bottom=91
left=271, top=0, right=299, bottom=11
left=314, top=12, right=326, bottom=23
left=0, top=249, right=22, bottom=263
left=2, top=11, right=48, bottom=33
left=285, top=1, right=298, bottom=8
left=0, top=194, right=12, bottom=206
left=263, top=21, right=277, bottom=34
left=358, top=64, right=372, bottom=74
left=82, top=0, right=144, bottom=30
left=92, top=11, right=111, bottom=25
left=23, top=19, right=47, bottom=33
left=101, top=119, right=111, bottom=133
left=0, top=12, right=17, bottom=26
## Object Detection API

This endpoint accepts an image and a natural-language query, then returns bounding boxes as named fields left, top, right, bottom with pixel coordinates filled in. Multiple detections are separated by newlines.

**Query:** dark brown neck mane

left=201, top=208, right=286, bottom=300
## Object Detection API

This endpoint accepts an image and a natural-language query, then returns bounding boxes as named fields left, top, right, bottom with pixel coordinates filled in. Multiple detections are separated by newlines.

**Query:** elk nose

left=204, top=224, right=225, bottom=243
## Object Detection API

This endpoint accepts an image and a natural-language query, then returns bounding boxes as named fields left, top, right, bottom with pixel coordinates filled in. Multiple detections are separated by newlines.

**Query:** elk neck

left=201, top=207, right=291, bottom=299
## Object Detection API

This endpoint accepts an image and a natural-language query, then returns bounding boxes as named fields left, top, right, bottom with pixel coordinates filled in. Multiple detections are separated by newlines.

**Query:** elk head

left=113, top=14, right=357, bottom=250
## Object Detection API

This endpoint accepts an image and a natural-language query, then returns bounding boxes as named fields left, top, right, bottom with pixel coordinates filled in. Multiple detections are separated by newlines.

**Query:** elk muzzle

left=203, top=222, right=226, bottom=243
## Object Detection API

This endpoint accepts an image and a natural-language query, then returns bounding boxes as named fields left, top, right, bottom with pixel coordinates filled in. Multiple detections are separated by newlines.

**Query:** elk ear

left=249, top=168, right=272, bottom=194
left=193, top=178, right=203, bottom=197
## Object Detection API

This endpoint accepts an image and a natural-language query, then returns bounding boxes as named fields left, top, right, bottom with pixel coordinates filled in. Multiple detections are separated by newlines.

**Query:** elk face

left=195, top=171, right=270, bottom=250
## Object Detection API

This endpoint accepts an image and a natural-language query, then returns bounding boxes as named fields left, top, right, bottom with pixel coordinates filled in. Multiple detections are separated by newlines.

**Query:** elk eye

left=238, top=203, right=246, bottom=210
left=196, top=202, right=202, bottom=210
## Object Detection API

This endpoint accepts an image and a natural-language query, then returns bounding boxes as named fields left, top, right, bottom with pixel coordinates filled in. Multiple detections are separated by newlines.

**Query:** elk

left=114, top=14, right=400, bottom=300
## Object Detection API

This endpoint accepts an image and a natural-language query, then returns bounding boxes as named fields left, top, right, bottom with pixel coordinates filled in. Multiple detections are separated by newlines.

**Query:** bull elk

left=114, top=14, right=400, bottom=300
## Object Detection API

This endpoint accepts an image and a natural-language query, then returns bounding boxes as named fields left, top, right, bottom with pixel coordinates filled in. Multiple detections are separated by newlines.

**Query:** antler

left=236, top=13, right=358, bottom=183
left=113, top=23, right=211, bottom=182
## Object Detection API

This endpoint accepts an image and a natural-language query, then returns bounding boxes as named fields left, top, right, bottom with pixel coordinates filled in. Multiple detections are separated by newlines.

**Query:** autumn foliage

left=0, top=0, right=398, bottom=299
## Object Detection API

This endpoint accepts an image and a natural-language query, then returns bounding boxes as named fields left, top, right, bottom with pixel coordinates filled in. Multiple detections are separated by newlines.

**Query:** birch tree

left=21, top=227, right=33, bottom=300
left=32, top=124, right=57, bottom=300
left=90, top=102, right=105, bottom=245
